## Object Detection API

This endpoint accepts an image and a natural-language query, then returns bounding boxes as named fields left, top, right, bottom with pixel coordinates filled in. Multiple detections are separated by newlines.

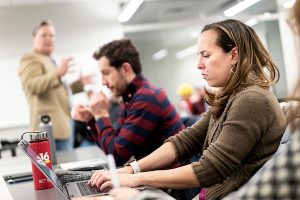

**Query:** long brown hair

left=202, top=19, right=279, bottom=118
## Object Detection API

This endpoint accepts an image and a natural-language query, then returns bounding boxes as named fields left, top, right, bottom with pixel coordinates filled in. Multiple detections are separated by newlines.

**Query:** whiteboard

left=0, top=56, right=29, bottom=128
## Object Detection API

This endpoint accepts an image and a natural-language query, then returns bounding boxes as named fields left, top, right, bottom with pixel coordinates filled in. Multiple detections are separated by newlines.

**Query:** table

left=1, top=146, right=174, bottom=200
left=4, top=146, right=105, bottom=200
left=0, top=146, right=106, bottom=179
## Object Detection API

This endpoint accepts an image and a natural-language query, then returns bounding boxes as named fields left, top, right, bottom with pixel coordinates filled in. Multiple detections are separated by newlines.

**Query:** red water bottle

left=28, top=131, right=54, bottom=190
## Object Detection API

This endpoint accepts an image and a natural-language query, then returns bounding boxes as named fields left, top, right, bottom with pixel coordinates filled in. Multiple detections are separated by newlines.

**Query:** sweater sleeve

left=191, top=90, right=277, bottom=187
left=91, top=97, right=166, bottom=166
left=165, top=110, right=211, bottom=162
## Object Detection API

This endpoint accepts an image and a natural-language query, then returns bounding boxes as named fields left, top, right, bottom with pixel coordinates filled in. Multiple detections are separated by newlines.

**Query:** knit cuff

left=95, top=117, right=112, bottom=131
left=191, top=161, right=222, bottom=187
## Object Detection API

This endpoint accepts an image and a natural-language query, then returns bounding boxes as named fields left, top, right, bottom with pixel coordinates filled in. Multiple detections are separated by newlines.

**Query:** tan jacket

left=167, top=85, right=286, bottom=200
left=18, top=50, right=83, bottom=139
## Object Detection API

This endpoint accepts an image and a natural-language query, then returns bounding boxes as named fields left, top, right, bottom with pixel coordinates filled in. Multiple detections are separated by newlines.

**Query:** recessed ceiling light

left=190, top=31, right=199, bottom=38
left=245, top=18, right=258, bottom=27
left=152, top=49, right=168, bottom=61
left=175, top=45, right=197, bottom=60
left=263, top=12, right=271, bottom=18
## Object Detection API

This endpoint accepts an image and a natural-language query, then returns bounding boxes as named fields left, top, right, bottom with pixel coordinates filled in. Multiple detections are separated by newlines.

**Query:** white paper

left=0, top=173, right=13, bottom=200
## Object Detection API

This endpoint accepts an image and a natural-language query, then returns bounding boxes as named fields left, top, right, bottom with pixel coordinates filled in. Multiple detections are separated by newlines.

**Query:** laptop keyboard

left=76, top=181, right=99, bottom=195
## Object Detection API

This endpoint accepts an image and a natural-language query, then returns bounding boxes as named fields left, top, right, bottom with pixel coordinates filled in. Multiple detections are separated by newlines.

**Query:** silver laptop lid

left=18, top=139, right=67, bottom=198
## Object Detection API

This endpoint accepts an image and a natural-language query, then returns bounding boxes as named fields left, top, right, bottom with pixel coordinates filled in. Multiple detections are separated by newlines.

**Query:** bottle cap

left=29, top=131, right=48, bottom=141
left=40, top=115, right=51, bottom=124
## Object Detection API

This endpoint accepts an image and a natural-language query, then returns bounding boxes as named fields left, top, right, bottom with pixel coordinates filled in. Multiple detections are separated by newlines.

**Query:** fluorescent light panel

left=152, top=49, right=168, bottom=61
left=224, top=0, right=261, bottom=17
left=175, top=45, right=197, bottom=60
left=245, top=18, right=258, bottom=26
left=118, top=0, right=144, bottom=23
left=190, top=31, right=199, bottom=38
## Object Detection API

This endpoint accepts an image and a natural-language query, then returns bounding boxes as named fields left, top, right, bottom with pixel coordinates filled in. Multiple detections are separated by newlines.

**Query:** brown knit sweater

left=167, top=86, right=286, bottom=200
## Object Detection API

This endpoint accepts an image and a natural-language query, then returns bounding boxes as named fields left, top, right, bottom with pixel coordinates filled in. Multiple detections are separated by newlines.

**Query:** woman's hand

left=88, top=170, right=138, bottom=192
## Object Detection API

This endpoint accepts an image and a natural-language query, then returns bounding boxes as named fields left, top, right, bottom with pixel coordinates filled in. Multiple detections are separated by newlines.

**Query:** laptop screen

left=18, top=139, right=65, bottom=192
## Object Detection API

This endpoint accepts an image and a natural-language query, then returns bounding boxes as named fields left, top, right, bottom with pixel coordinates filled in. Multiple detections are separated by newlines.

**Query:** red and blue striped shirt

left=87, top=75, right=184, bottom=165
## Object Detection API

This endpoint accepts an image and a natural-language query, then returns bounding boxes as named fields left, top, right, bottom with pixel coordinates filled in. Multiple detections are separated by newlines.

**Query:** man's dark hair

left=93, top=38, right=142, bottom=74
left=32, top=20, right=53, bottom=36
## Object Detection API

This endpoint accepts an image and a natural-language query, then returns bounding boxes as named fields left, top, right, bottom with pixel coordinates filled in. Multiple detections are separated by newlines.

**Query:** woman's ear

left=231, top=47, right=238, bottom=65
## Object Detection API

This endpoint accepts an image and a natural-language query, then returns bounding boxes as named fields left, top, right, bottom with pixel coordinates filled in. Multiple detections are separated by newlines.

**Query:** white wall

left=141, top=48, right=200, bottom=107
left=0, top=0, right=123, bottom=129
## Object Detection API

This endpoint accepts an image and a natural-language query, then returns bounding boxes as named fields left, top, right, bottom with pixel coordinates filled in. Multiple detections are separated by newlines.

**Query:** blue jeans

left=55, top=119, right=74, bottom=151
left=79, top=140, right=95, bottom=147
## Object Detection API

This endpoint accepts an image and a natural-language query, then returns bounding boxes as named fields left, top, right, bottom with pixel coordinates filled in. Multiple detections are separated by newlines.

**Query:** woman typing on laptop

left=88, top=19, right=286, bottom=200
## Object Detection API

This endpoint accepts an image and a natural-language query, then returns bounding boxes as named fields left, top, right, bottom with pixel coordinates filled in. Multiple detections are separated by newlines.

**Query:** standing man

left=72, top=38, right=184, bottom=165
left=19, top=20, right=88, bottom=150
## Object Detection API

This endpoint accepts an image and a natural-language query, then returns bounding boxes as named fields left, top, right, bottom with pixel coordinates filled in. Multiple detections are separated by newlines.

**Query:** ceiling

left=121, top=0, right=278, bottom=28
left=0, top=0, right=280, bottom=58
left=119, top=0, right=279, bottom=59
left=0, top=0, right=279, bottom=23
left=0, top=0, right=98, bottom=7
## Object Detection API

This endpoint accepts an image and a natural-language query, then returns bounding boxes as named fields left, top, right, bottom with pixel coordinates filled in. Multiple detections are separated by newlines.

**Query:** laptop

left=59, top=158, right=106, bottom=171
left=18, top=139, right=111, bottom=199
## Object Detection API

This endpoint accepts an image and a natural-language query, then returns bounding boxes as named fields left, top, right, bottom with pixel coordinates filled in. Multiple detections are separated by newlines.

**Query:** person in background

left=178, top=83, right=206, bottom=128
left=176, top=83, right=194, bottom=117
left=190, top=84, right=207, bottom=115
left=88, top=19, right=286, bottom=200
left=71, top=38, right=184, bottom=166
left=18, top=20, right=90, bottom=151
left=222, top=1, right=300, bottom=199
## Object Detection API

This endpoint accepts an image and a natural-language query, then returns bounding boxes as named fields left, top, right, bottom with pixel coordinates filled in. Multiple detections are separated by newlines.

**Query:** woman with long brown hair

left=89, top=19, right=286, bottom=200
left=223, top=1, right=300, bottom=199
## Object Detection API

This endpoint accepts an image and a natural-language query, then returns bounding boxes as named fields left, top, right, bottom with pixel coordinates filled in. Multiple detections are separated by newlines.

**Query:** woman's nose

left=197, top=62, right=204, bottom=70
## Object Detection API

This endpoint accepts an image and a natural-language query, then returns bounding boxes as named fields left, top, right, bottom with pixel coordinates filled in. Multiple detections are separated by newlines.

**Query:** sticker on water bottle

left=38, top=178, right=47, bottom=184
left=37, top=152, right=51, bottom=166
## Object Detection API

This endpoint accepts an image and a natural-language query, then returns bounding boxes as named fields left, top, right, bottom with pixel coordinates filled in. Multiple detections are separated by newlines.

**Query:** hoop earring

left=230, top=65, right=236, bottom=73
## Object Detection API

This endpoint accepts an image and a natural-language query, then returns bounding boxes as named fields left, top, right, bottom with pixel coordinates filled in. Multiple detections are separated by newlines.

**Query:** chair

left=180, top=115, right=202, bottom=128
left=0, top=139, right=19, bottom=158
